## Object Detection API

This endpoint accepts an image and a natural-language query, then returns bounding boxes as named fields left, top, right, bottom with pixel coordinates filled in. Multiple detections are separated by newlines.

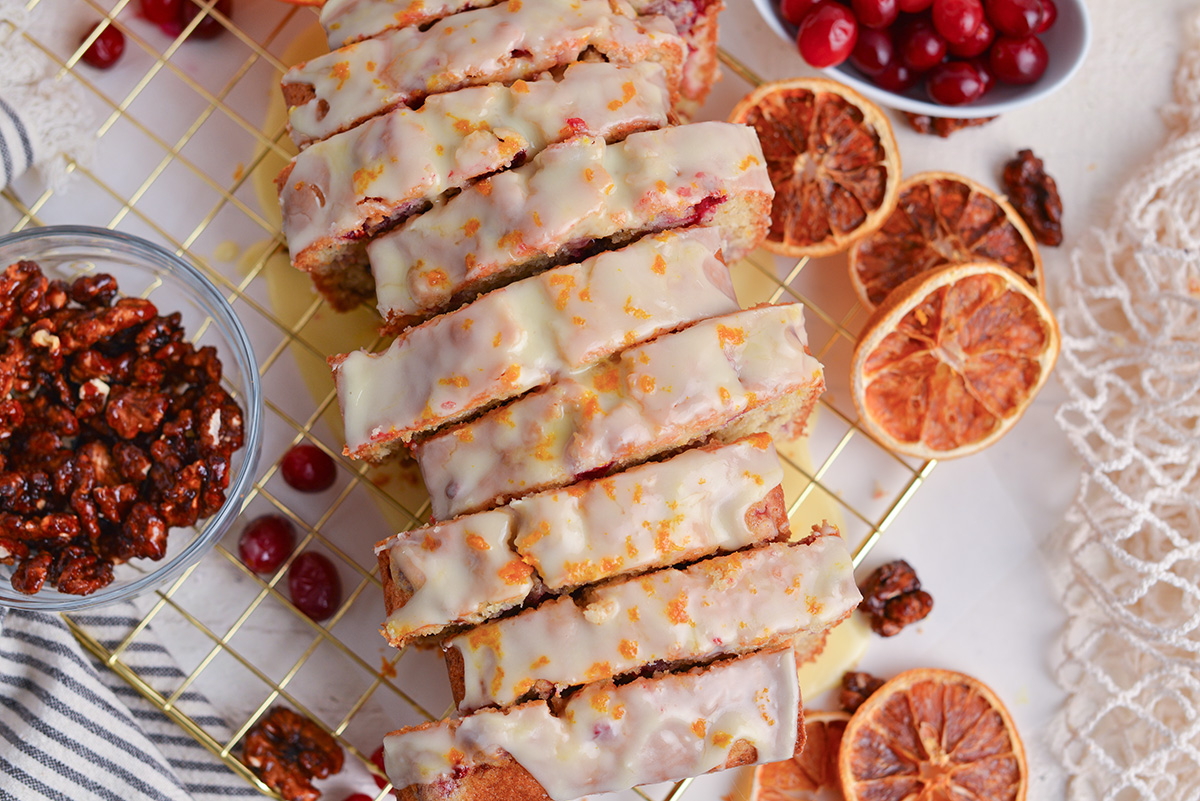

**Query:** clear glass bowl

left=0, top=226, right=263, bottom=611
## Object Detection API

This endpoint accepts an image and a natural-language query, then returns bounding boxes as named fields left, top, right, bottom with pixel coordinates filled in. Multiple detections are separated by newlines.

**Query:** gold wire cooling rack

left=1, top=1, right=937, bottom=798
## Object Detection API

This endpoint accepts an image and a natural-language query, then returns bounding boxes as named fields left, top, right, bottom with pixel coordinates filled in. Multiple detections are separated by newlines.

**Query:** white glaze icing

left=375, top=435, right=785, bottom=644
left=376, top=509, right=534, bottom=645
left=509, top=433, right=784, bottom=591
left=335, top=228, right=736, bottom=458
left=368, top=121, right=771, bottom=327
left=383, top=646, right=800, bottom=800
left=281, top=61, right=672, bottom=271
left=284, top=0, right=683, bottom=147
left=446, top=533, right=859, bottom=710
left=414, top=303, right=823, bottom=520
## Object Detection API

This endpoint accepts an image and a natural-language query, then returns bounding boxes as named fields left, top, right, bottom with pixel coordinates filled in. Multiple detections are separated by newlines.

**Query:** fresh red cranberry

left=850, top=27, right=896, bottom=76
left=342, top=795, right=375, bottom=801
left=851, top=0, right=898, bottom=29
left=280, top=443, right=337, bottom=493
left=947, top=15, right=993, bottom=56
left=984, top=0, right=1043, bottom=36
left=967, top=54, right=995, bottom=91
left=139, top=0, right=184, bottom=34
left=988, top=34, right=1048, bottom=83
left=1036, top=0, right=1056, bottom=31
left=898, top=18, right=947, bottom=72
left=898, top=0, right=933, bottom=10
left=926, top=60, right=987, bottom=103
left=797, top=1, right=859, bottom=67
left=874, top=60, right=918, bottom=91
left=180, top=0, right=233, bottom=39
left=780, top=0, right=821, bottom=25
left=288, top=552, right=341, bottom=621
left=80, top=23, right=125, bottom=69
left=931, top=0, right=984, bottom=44
left=237, top=515, right=295, bottom=574
left=370, top=745, right=393, bottom=793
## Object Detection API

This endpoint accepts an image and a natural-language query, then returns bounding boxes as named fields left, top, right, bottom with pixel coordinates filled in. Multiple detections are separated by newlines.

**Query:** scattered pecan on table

left=243, top=706, right=345, bottom=801
left=1003, top=148, right=1064, bottom=246
left=858, top=559, right=933, bottom=637
left=0, top=260, right=246, bottom=595
left=902, top=112, right=997, bottom=138
left=839, top=670, right=886, bottom=713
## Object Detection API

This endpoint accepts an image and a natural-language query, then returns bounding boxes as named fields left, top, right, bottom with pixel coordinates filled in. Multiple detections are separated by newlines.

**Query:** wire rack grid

left=1, top=1, right=936, bottom=798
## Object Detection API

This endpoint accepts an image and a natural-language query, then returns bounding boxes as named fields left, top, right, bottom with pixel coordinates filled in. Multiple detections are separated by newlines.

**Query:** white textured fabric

left=1051, top=9, right=1200, bottom=799
left=0, top=0, right=93, bottom=189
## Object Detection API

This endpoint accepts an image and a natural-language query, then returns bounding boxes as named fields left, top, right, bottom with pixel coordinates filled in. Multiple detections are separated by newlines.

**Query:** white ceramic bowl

left=750, top=0, right=1091, bottom=118
left=0, top=226, right=263, bottom=611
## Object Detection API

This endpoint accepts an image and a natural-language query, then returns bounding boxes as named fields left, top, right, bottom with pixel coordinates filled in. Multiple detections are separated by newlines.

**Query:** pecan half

left=1003, top=148, right=1063, bottom=246
left=903, top=112, right=997, bottom=138
left=243, top=707, right=344, bottom=801
left=858, top=559, right=934, bottom=637
left=839, top=670, right=886, bottom=713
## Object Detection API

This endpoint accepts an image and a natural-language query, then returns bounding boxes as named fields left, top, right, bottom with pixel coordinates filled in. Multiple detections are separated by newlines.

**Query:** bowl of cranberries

left=753, top=0, right=1091, bottom=117
left=0, top=226, right=263, bottom=610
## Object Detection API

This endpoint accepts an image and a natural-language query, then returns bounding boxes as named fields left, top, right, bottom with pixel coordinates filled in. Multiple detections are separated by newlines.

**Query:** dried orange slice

left=729, top=78, right=901, bottom=258
left=839, top=668, right=1027, bottom=801
left=752, top=712, right=850, bottom=801
left=848, top=172, right=1043, bottom=310
left=851, top=262, right=1059, bottom=460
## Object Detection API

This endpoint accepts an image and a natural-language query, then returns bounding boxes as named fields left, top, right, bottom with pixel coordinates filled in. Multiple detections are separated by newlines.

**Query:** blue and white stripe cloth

left=0, top=606, right=258, bottom=801
left=0, top=96, right=34, bottom=191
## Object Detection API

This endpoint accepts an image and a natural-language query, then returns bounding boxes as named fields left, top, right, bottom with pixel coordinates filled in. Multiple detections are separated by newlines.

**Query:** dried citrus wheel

left=752, top=712, right=850, bottom=801
left=851, top=262, right=1059, bottom=460
left=839, top=668, right=1027, bottom=801
left=729, top=77, right=901, bottom=258
left=848, top=171, right=1043, bottom=310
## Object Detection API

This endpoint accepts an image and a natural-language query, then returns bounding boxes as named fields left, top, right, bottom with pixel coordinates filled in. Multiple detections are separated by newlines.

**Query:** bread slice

left=442, top=530, right=859, bottom=711
left=369, top=121, right=772, bottom=332
left=282, top=0, right=684, bottom=148
left=318, top=0, right=723, bottom=119
left=376, top=434, right=789, bottom=648
left=278, top=61, right=674, bottom=311
left=414, top=303, right=823, bottom=521
left=334, top=227, right=738, bottom=462
left=384, top=646, right=805, bottom=801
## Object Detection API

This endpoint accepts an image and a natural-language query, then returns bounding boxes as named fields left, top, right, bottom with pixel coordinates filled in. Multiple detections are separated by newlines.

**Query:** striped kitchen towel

left=0, top=604, right=259, bottom=801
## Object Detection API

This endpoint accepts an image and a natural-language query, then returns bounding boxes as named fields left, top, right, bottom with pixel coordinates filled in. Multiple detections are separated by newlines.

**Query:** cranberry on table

left=80, top=23, right=125, bottom=69
left=851, top=0, right=898, bottom=30
left=280, top=443, right=337, bottom=492
left=180, top=0, right=233, bottom=39
left=926, top=60, right=987, bottom=104
left=850, top=27, right=896, bottom=77
left=237, top=515, right=295, bottom=574
left=342, top=795, right=375, bottom=801
left=288, top=552, right=341, bottom=621
left=989, top=34, right=1048, bottom=83
left=139, top=0, right=182, bottom=27
left=984, top=0, right=1043, bottom=36
left=931, top=0, right=985, bottom=45
left=898, top=18, right=947, bottom=72
left=796, top=1, right=859, bottom=67
left=1036, top=0, right=1057, bottom=32
left=370, top=745, right=392, bottom=793
left=780, top=0, right=822, bottom=25
left=947, top=15, right=994, bottom=57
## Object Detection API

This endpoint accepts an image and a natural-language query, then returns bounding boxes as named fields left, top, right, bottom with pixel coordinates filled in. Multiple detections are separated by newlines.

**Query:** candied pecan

left=903, top=112, right=997, bottom=137
left=57, top=298, right=158, bottom=353
left=93, top=483, right=138, bottom=523
left=112, top=442, right=152, bottom=482
left=0, top=398, right=23, bottom=438
left=0, top=536, right=27, bottom=564
left=11, top=550, right=52, bottom=594
left=114, top=503, right=168, bottom=561
left=839, top=670, right=886, bottom=713
left=859, top=559, right=934, bottom=637
left=105, top=385, right=170, bottom=439
left=243, top=707, right=344, bottom=801
left=53, top=549, right=114, bottom=596
left=70, top=274, right=118, bottom=309
left=1003, top=148, right=1063, bottom=246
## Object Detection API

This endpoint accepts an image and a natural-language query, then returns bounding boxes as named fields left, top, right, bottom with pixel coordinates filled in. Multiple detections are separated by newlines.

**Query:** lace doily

left=1052, top=10, right=1200, bottom=800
